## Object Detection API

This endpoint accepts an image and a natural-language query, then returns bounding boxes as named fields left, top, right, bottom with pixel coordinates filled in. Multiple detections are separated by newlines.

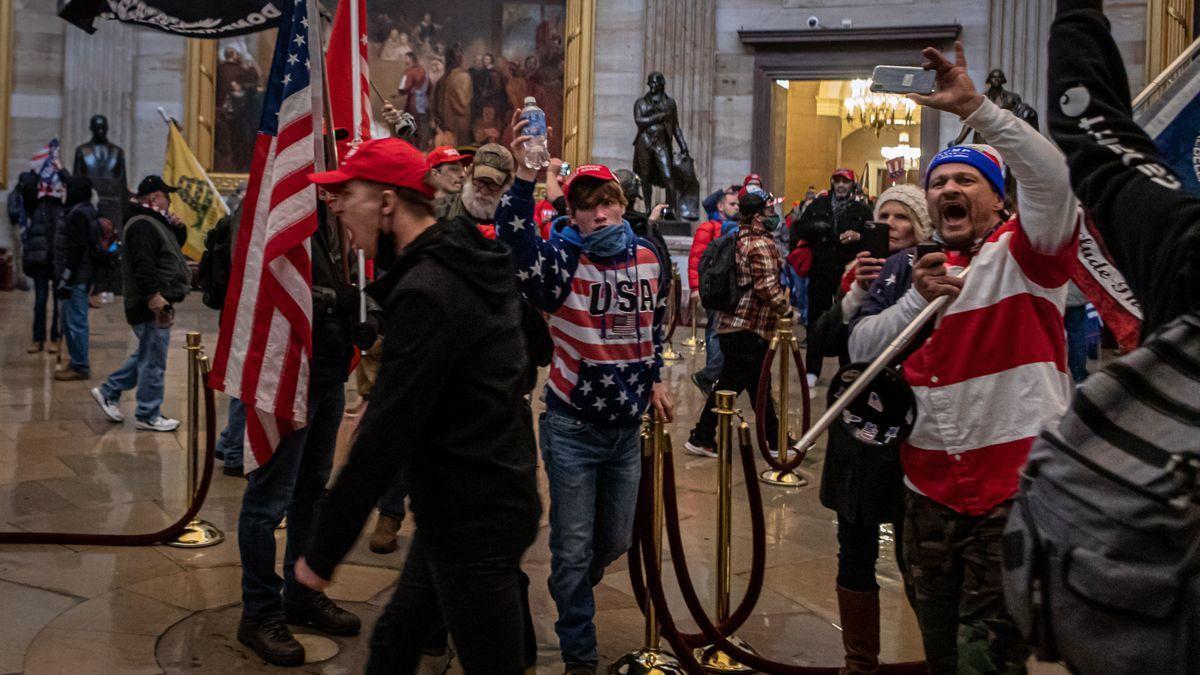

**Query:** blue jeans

left=238, top=384, right=345, bottom=620
left=701, top=311, right=724, bottom=380
left=217, top=397, right=246, bottom=470
left=100, top=321, right=170, bottom=422
left=62, top=283, right=90, bottom=374
left=31, top=275, right=61, bottom=344
left=1064, top=305, right=1089, bottom=383
left=540, top=408, right=642, bottom=665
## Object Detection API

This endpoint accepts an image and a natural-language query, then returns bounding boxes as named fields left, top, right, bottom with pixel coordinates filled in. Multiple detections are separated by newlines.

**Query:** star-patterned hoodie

left=495, top=177, right=665, bottom=426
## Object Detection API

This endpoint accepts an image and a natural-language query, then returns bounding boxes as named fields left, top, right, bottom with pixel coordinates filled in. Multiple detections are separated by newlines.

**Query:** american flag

left=326, top=0, right=373, bottom=159
left=209, top=0, right=321, bottom=473
left=31, top=138, right=65, bottom=200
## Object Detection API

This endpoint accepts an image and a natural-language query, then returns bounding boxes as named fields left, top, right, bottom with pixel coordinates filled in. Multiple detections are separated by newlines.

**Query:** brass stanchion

left=694, top=391, right=756, bottom=672
left=662, top=265, right=682, bottom=362
left=612, top=414, right=685, bottom=675
left=760, top=314, right=807, bottom=487
left=682, top=293, right=701, bottom=351
left=166, top=332, right=225, bottom=548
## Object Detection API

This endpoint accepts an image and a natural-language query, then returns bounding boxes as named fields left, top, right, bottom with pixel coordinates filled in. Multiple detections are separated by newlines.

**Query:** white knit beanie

left=874, top=184, right=932, bottom=243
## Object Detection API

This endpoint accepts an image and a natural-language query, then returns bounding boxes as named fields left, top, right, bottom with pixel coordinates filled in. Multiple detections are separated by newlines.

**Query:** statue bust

left=633, top=72, right=699, bottom=220
left=73, top=114, right=129, bottom=228
left=951, top=68, right=1040, bottom=145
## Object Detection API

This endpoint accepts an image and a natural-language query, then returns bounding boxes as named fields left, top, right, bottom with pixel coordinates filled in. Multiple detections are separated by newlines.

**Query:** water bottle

left=520, top=97, right=551, bottom=170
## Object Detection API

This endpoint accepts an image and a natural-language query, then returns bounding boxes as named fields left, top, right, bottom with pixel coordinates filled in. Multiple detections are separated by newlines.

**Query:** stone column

left=988, top=0, right=1054, bottom=124
left=643, top=0, right=717, bottom=193
left=63, top=19, right=136, bottom=165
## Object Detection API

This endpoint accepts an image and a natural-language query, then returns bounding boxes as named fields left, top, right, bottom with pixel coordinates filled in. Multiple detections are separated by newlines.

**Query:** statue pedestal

left=653, top=218, right=694, bottom=239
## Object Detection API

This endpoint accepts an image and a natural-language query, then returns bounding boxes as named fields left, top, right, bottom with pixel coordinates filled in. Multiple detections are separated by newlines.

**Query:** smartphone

left=856, top=221, right=891, bottom=260
left=915, top=241, right=944, bottom=261
left=559, top=162, right=572, bottom=177
left=870, top=65, right=936, bottom=95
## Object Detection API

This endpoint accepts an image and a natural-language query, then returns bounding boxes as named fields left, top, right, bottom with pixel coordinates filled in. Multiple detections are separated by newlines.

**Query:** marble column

left=643, top=0, right=717, bottom=194
left=63, top=19, right=136, bottom=167
left=987, top=0, right=1054, bottom=125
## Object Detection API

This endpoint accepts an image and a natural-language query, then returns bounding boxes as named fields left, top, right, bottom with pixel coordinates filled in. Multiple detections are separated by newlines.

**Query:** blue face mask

left=582, top=221, right=635, bottom=258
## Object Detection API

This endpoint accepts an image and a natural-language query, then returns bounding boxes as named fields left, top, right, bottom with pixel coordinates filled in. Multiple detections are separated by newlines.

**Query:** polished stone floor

left=0, top=289, right=1069, bottom=674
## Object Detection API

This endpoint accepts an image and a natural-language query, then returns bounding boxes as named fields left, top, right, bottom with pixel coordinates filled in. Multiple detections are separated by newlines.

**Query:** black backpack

left=698, top=232, right=744, bottom=312
left=198, top=216, right=233, bottom=310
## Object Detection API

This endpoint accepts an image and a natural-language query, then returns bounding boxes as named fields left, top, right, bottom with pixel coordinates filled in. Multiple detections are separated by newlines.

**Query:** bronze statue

left=73, top=115, right=129, bottom=229
left=951, top=68, right=1039, bottom=146
left=633, top=72, right=699, bottom=220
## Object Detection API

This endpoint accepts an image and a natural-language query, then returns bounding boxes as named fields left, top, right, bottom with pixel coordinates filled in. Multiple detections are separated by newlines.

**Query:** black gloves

left=351, top=315, right=381, bottom=351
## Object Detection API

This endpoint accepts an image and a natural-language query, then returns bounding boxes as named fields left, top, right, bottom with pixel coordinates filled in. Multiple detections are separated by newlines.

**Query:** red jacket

left=687, top=219, right=736, bottom=289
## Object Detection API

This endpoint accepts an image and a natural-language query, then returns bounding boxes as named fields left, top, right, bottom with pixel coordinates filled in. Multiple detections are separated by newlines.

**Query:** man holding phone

left=848, top=42, right=1078, bottom=673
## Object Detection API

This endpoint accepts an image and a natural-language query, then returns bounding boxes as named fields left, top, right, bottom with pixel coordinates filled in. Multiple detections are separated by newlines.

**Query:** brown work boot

left=54, top=367, right=88, bottom=381
left=46, top=341, right=59, bottom=354
left=27, top=342, right=43, bottom=353
left=837, top=585, right=880, bottom=674
left=368, top=514, right=403, bottom=554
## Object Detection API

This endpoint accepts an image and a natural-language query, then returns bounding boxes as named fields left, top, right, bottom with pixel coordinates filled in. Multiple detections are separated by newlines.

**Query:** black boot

left=284, top=592, right=362, bottom=636
left=237, top=615, right=305, bottom=667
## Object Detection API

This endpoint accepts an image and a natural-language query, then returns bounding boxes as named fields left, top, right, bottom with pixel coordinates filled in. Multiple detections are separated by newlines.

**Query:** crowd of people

left=5, top=2, right=1197, bottom=672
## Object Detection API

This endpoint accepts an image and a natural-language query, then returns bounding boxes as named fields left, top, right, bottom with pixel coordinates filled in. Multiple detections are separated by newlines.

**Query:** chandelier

left=882, top=132, right=922, bottom=169
left=844, top=79, right=916, bottom=135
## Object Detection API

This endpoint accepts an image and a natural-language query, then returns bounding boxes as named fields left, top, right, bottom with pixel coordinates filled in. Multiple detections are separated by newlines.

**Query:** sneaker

left=806, top=373, right=819, bottom=400
left=135, top=416, right=180, bottom=432
left=237, top=615, right=305, bottom=667
left=684, top=441, right=718, bottom=458
left=690, top=371, right=714, bottom=397
left=284, top=592, right=361, bottom=636
left=91, top=387, right=123, bottom=422
left=564, top=663, right=597, bottom=675
left=54, top=367, right=89, bottom=381
left=222, top=464, right=244, bottom=477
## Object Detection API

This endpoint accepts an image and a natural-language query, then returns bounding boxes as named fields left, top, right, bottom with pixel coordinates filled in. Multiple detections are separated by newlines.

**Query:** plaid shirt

left=717, top=222, right=790, bottom=339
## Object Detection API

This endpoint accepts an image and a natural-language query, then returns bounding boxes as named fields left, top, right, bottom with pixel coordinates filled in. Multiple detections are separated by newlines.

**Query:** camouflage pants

left=902, top=491, right=1029, bottom=675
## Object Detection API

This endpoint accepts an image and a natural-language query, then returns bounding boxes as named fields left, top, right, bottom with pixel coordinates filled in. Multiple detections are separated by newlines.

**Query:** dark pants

left=238, top=384, right=346, bottom=620
left=689, top=331, right=779, bottom=448
left=1064, top=305, right=1089, bottom=383
left=836, top=515, right=909, bottom=594
left=367, top=535, right=529, bottom=675
left=31, top=274, right=61, bottom=344
left=805, top=266, right=840, bottom=378
left=378, top=469, right=408, bottom=520
left=902, top=491, right=1029, bottom=675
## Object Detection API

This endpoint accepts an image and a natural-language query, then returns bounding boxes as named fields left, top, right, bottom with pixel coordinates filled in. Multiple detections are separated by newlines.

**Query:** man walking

left=687, top=186, right=739, bottom=395
left=848, top=42, right=1078, bottom=673
left=295, top=137, right=540, bottom=674
left=496, top=117, right=672, bottom=675
left=90, top=176, right=189, bottom=432
left=55, top=174, right=103, bottom=381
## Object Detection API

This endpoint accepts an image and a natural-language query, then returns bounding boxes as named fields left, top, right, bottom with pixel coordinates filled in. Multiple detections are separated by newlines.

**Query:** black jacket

left=58, top=202, right=101, bottom=287
left=22, top=194, right=65, bottom=278
left=309, top=215, right=361, bottom=386
left=789, top=193, right=873, bottom=272
left=305, top=218, right=541, bottom=577
left=1049, top=0, right=1200, bottom=334
left=121, top=202, right=189, bottom=325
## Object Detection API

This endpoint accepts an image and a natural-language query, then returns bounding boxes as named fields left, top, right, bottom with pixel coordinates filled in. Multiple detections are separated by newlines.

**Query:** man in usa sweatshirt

left=496, top=115, right=673, bottom=675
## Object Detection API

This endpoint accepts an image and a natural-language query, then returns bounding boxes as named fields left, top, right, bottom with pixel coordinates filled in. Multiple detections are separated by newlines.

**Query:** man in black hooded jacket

left=295, top=137, right=540, bottom=674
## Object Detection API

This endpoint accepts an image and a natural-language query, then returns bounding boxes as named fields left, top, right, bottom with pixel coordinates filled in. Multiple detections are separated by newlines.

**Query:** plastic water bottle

left=520, top=97, right=551, bottom=170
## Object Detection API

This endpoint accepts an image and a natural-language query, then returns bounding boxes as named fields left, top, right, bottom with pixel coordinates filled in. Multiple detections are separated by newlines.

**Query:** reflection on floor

left=0, top=291, right=1067, bottom=673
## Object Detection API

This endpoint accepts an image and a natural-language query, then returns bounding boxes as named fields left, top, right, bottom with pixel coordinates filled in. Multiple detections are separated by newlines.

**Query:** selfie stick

left=357, top=249, right=367, bottom=323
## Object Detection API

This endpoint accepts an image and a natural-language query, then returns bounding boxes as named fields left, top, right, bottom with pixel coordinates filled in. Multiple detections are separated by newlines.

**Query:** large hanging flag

left=325, top=0, right=373, bottom=160
left=209, top=0, right=321, bottom=474
left=31, top=139, right=66, bottom=200
left=162, top=121, right=229, bottom=260
left=59, top=0, right=283, bottom=37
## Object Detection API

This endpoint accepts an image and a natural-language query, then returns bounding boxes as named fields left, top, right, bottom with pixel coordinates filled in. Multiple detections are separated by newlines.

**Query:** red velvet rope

left=754, top=337, right=812, bottom=471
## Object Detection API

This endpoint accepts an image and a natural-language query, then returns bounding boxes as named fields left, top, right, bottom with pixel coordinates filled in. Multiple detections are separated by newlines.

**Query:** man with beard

left=437, top=143, right=513, bottom=239
left=847, top=42, right=1078, bottom=673
left=790, top=168, right=873, bottom=389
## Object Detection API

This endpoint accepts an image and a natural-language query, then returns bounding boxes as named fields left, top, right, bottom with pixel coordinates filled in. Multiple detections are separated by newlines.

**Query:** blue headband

left=925, top=145, right=1006, bottom=199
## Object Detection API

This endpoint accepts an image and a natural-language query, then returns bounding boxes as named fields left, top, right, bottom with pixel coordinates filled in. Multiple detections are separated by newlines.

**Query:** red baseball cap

left=743, top=173, right=762, bottom=187
left=564, top=164, right=618, bottom=204
left=831, top=168, right=856, bottom=183
left=427, top=145, right=472, bottom=169
left=307, top=138, right=435, bottom=198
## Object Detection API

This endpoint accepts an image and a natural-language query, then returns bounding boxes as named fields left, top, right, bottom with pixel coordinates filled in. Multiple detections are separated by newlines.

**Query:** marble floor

left=0, top=289, right=1068, bottom=674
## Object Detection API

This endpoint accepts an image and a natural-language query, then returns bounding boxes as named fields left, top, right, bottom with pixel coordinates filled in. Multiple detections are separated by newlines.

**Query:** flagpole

left=311, top=0, right=352, bottom=284
left=349, top=0, right=363, bottom=144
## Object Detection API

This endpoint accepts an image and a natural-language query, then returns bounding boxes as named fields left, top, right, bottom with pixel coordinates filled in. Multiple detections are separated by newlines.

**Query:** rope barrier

left=753, top=318, right=813, bottom=474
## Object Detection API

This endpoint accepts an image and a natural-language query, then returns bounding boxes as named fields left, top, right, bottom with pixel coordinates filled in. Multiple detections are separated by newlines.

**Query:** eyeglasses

left=472, top=178, right=504, bottom=194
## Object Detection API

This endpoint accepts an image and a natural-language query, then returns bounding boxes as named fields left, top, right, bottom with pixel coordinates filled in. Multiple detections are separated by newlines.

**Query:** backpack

left=198, top=216, right=233, bottom=310
left=697, top=232, right=744, bottom=312
left=1002, top=312, right=1200, bottom=674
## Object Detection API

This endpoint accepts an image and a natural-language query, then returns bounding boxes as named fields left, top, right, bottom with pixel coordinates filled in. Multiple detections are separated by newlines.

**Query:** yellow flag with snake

left=163, top=122, right=228, bottom=260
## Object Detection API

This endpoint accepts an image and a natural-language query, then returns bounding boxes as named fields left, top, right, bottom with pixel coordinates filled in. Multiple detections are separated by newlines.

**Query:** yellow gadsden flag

left=163, top=123, right=228, bottom=260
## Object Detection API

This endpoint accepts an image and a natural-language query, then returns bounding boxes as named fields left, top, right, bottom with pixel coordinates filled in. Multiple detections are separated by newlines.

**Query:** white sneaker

left=91, top=387, right=123, bottom=422
left=135, top=416, right=180, bottom=432
left=684, top=441, right=718, bottom=458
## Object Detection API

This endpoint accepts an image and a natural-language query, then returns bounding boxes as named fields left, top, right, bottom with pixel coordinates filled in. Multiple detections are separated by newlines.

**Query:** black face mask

left=374, top=232, right=398, bottom=273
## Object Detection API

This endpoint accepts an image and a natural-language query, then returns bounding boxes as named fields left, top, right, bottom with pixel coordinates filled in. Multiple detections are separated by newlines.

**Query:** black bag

left=697, top=232, right=744, bottom=312
left=197, top=216, right=233, bottom=310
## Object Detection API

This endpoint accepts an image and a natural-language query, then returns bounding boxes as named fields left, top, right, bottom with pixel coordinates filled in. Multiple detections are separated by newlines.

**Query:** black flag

left=59, top=0, right=284, bottom=37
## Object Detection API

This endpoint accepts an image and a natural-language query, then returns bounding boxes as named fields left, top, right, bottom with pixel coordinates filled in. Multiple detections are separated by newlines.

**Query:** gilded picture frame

left=0, top=0, right=13, bottom=188
left=185, top=0, right=594, bottom=193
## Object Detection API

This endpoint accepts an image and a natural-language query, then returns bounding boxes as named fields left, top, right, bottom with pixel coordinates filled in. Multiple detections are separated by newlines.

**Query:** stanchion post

left=662, top=266, right=681, bottom=362
left=612, top=414, right=684, bottom=674
left=695, top=391, right=755, bottom=672
left=682, top=289, right=701, bottom=351
left=166, top=332, right=225, bottom=548
left=760, top=315, right=807, bottom=487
